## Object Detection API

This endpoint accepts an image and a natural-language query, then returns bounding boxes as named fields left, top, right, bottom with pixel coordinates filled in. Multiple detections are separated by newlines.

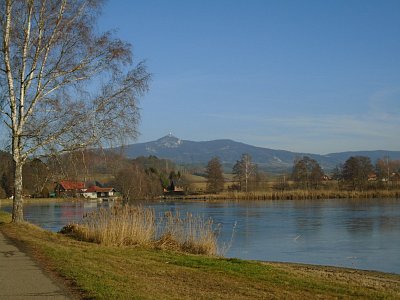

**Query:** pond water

left=1, top=198, right=400, bottom=274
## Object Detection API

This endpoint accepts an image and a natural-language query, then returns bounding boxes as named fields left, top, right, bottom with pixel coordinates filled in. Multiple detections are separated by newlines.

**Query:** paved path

left=0, top=231, right=71, bottom=299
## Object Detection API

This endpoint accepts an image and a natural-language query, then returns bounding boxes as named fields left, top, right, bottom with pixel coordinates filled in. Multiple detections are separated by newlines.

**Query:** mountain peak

left=156, top=134, right=182, bottom=148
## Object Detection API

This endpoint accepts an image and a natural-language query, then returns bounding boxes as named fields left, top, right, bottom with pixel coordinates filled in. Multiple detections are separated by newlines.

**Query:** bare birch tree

left=0, top=0, right=150, bottom=222
left=233, top=153, right=257, bottom=192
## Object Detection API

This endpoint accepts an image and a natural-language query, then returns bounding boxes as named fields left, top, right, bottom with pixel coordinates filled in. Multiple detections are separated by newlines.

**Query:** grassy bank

left=1, top=211, right=399, bottom=299
left=174, top=189, right=400, bottom=201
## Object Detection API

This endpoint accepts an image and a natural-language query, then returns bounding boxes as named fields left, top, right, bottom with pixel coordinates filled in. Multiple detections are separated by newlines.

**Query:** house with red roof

left=54, top=180, right=117, bottom=199
left=55, top=180, right=85, bottom=197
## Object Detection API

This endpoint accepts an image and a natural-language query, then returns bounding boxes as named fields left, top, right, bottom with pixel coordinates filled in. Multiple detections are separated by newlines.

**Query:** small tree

left=291, top=158, right=308, bottom=188
left=233, top=154, right=257, bottom=192
left=114, top=163, right=156, bottom=201
left=291, top=156, right=324, bottom=189
left=0, top=0, right=150, bottom=222
left=342, top=156, right=373, bottom=190
left=205, top=157, right=224, bottom=194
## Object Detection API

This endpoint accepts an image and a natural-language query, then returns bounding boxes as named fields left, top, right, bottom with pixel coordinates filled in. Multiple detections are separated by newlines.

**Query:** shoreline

left=0, top=197, right=78, bottom=204
left=1, top=210, right=399, bottom=298
left=1, top=208, right=397, bottom=276
left=1, top=188, right=399, bottom=207
left=162, top=189, right=400, bottom=201
left=0, top=197, right=100, bottom=207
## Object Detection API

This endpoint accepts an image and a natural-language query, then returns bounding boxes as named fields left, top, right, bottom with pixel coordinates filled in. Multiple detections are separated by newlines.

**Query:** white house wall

left=83, top=192, right=97, bottom=199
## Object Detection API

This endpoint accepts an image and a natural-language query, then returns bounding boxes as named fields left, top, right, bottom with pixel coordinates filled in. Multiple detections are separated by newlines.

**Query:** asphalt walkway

left=0, top=230, right=71, bottom=299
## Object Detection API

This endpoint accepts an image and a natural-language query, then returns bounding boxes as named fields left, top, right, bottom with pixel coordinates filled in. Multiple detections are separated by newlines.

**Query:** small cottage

left=82, top=186, right=116, bottom=199
left=55, top=180, right=85, bottom=197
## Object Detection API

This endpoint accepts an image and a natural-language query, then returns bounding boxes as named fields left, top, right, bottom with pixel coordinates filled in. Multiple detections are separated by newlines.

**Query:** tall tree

left=342, top=156, right=373, bottom=190
left=291, top=156, right=324, bottom=189
left=233, top=153, right=257, bottom=192
left=291, top=158, right=308, bottom=187
left=205, top=157, right=224, bottom=194
left=0, top=0, right=150, bottom=222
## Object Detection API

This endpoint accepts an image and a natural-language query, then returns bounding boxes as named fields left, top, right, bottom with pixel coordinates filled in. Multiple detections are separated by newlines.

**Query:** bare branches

left=1, top=0, right=149, bottom=159
left=1, top=0, right=150, bottom=221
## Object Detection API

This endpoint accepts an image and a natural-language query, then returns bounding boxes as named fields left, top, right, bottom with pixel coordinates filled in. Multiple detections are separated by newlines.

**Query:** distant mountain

left=118, top=135, right=400, bottom=174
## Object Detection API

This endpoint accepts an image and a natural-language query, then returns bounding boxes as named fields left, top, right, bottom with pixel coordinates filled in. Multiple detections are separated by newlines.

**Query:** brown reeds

left=170, top=189, right=400, bottom=201
left=156, top=211, right=219, bottom=255
left=70, top=206, right=156, bottom=246
left=62, top=205, right=219, bottom=255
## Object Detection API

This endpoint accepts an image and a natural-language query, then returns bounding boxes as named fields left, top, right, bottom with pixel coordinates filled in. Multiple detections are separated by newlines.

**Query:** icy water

left=1, top=198, right=399, bottom=274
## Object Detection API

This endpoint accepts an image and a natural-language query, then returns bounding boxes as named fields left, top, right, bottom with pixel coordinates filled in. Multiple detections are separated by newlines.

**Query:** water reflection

left=378, top=215, right=400, bottom=232
left=345, top=217, right=374, bottom=235
left=2, top=201, right=112, bottom=231
left=1, top=198, right=399, bottom=274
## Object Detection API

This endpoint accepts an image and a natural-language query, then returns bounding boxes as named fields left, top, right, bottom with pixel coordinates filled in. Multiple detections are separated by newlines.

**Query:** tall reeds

left=72, top=206, right=156, bottom=246
left=169, top=189, right=400, bottom=201
left=156, top=211, right=219, bottom=255
left=62, top=205, right=219, bottom=255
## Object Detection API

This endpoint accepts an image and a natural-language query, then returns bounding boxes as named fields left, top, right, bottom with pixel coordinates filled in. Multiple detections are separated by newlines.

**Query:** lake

left=1, top=198, right=399, bottom=274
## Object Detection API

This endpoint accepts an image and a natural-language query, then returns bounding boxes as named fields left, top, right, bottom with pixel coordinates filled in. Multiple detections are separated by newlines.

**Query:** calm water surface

left=1, top=198, right=399, bottom=274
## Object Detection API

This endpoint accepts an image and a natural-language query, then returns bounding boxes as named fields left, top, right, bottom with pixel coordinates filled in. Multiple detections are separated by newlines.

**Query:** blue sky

left=100, top=0, right=400, bottom=154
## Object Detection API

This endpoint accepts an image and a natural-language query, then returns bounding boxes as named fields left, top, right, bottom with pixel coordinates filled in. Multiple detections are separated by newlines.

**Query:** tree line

left=204, top=154, right=400, bottom=194
left=1, top=148, right=399, bottom=199
left=0, top=149, right=180, bottom=201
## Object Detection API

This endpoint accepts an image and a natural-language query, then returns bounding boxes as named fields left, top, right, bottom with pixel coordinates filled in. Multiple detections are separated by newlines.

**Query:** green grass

left=1, top=210, right=400, bottom=299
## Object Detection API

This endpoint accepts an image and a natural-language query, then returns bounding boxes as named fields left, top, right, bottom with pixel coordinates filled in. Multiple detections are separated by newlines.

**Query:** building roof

left=59, top=180, right=85, bottom=190
left=85, top=186, right=115, bottom=193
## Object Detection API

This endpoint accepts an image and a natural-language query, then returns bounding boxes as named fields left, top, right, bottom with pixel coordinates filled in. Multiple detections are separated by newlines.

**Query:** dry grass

left=62, top=205, right=219, bottom=255
left=63, top=206, right=156, bottom=247
left=156, top=211, right=219, bottom=255
left=179, top=189, right=400, bottom=200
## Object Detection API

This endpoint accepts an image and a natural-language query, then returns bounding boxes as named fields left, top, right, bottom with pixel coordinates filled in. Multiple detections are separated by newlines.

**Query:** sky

left=99, top=0, right=400, bottom=154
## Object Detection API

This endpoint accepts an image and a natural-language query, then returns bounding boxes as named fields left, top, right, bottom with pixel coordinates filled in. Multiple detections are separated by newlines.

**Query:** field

left=1, top=210, right=400, bottom=299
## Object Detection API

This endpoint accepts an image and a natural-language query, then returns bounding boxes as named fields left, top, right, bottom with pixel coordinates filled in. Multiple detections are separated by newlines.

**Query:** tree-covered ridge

left=120, top=135, right=400, bottom=174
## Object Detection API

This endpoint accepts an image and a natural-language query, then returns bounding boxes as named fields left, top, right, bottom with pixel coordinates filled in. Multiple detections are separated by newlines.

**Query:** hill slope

left=118, top=135, right=400, bottom=173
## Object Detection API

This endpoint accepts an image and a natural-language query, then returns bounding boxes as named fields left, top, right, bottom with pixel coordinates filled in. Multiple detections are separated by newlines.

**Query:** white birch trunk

left=12, top=140, right=24, bottom=222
